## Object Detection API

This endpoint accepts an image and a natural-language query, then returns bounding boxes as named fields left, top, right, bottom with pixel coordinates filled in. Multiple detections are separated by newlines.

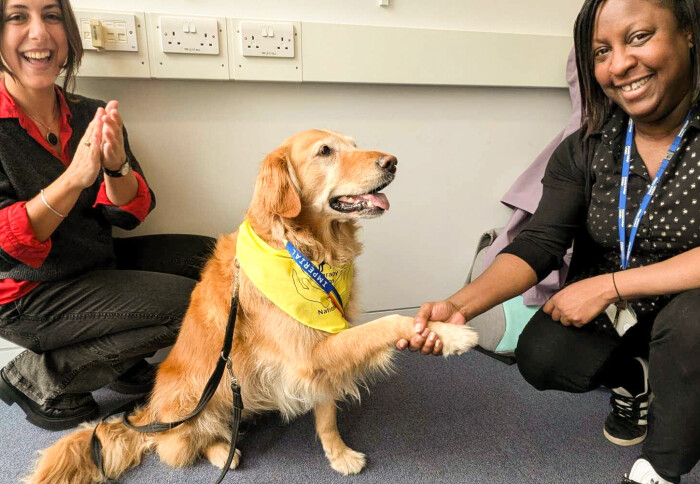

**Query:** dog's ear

left=250, top=148, right=301, bottom=219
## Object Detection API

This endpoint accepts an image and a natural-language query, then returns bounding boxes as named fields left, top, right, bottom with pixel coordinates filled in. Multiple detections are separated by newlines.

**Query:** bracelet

left=40, top=189, right=66, bottom=219
left=611, top=272, right=623, bottom=302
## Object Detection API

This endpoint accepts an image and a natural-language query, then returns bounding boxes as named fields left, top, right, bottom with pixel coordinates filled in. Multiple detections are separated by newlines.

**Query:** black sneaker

left=108, top=359, right=156, bottom=395
left=604, top=357, right=651, bottom=446
left=0, top=370, right=99, bottom=431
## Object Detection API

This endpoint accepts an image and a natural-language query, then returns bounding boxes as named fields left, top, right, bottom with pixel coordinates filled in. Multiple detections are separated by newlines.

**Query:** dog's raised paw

left=204, top=442, right=242, bottom=470
left=429, top=322, right=478, bottom=356
left=327, top=447, right=366, bottom=475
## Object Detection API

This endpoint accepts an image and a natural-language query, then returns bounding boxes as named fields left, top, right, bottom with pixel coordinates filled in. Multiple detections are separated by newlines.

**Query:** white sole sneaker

left=626, top=458, right=674, bottom=484
left=604, top=425, right=647, bottom=446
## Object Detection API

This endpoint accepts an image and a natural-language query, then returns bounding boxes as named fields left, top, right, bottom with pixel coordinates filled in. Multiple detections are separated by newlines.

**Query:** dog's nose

left=376, top=155, right=397, bottom=174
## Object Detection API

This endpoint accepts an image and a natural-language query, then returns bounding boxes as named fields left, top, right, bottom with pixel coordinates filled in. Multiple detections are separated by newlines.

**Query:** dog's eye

left=318, top=145, right=333, bottom=157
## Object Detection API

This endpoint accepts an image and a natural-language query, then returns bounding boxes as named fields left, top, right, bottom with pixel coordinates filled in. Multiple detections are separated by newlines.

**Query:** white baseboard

left=0, top=345, right=22, bottom=368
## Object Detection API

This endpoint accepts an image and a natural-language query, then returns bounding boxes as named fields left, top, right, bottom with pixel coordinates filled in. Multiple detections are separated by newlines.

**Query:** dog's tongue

left=358, top=193, right=390, bottom=210
left=339, top=193, right=390, bottom=210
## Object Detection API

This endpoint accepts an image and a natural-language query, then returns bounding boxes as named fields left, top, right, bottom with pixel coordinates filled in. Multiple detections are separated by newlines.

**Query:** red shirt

left=0, top=80, right=152, bottom=304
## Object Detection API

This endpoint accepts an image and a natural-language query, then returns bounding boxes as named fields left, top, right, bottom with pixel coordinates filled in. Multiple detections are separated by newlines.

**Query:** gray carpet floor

left=1, top=350, right=698, bottom=484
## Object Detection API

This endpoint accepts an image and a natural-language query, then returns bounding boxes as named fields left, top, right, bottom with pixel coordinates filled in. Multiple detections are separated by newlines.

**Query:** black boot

left=0, top=370, right=99, bottom=431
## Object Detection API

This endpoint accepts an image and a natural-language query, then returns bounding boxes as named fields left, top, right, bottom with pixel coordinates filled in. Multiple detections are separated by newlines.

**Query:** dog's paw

left=428, top=321, right=478, bottom=357
left=327, top=447, right=366, bottom=475
left=204, top=442, right=242, bottom=470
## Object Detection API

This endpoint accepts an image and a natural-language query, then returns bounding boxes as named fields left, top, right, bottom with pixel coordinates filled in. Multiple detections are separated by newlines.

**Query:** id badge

left=605, top=302, right=638, bottom=337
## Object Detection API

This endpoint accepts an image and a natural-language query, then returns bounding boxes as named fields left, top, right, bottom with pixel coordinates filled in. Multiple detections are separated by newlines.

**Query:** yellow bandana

left=236, top=221, right=352, bottom=333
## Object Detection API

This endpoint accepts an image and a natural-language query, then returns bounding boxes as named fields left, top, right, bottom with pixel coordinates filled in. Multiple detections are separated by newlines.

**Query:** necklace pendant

left=46, top=132, right=58, bottom=146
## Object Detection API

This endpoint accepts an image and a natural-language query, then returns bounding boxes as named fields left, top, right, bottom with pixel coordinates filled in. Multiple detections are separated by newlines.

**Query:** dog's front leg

left=314, top=400, right=366, bottom=475
left=312, top=314, right=477, bottom=376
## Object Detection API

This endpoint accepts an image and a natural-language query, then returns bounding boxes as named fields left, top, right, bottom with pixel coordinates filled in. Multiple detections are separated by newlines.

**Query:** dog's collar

left=236, top=221, right=352, bottom=333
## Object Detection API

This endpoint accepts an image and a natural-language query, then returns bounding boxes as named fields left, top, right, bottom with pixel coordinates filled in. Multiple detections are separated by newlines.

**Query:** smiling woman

left=408, top=1, right=700, bottom=483
left=0, top=0, right=215, bottom=433
left=575, top=0, right=700, bottom=138
left=591, top=0, right=692, bottom=134
left=0, top=0, right=81, bottom=93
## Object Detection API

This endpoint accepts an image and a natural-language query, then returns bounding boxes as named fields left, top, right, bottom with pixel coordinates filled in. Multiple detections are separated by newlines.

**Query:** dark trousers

left=0, top=234, right=215, bottom=408
left=515, top=289, right=700, bottom=479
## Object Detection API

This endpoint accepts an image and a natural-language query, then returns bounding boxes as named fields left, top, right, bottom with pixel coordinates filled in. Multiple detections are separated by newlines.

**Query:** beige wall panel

left=302, top=23, right=572, bottom=88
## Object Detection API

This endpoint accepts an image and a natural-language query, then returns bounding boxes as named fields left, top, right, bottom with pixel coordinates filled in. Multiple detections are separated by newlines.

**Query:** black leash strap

left=122, top=294, right=239, bottom=434
left=213, top=358, right=244, bottom=484
left=90, top=398, right=139, bottom=484
left=90, top=265, right=243, bottom=483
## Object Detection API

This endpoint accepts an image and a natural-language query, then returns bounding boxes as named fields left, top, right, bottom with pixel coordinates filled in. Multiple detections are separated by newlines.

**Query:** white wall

left=69, top=0, right=580, bottom=313
left=73, top=0, right=581, bottom=36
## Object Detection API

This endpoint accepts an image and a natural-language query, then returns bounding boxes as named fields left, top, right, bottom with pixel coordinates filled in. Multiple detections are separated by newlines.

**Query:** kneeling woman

left=406, top=0, right=700, bottom=482
left=0, top=0, right=213, bottom=430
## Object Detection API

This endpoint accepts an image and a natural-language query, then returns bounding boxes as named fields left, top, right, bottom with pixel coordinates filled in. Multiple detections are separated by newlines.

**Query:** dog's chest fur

left=232, top=273, right=362, bottom=421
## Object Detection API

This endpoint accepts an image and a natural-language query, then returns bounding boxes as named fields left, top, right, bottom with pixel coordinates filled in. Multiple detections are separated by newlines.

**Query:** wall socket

left=158, top=15, right=220, bottom=55
left=146, top=13, right=228, bottom=80
left=229, top=19, right=301, bottom=82
left=240, top=21, right=295, bottom=58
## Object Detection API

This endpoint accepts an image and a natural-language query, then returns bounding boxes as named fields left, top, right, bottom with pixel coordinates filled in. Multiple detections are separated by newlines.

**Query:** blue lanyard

left=285, top=241, right=345, bottom=315
left=618, top=113, right=691, bottom=269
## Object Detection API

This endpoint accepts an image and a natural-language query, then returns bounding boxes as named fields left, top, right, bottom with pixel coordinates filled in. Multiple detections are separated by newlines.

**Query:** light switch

left=73, top=10, right=149, bottom=79
left=90, top=20, right=104, bottom=49
left=261, top=26, right=268, bottom=37
left=183, top=22, right=189, bottom=33
left=75, top=11, right=139, bottom=52
left=268, top=26, right=274, bottom=37
left=189, top=22, right=196, bottom=33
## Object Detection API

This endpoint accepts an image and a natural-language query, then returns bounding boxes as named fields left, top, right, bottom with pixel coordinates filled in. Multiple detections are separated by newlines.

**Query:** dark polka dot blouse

left=586, top=108, right=700, bottom=316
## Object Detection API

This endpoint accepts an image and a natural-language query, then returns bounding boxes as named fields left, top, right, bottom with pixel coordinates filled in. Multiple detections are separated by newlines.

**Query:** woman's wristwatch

left=103, top=160, right=131, bottom=178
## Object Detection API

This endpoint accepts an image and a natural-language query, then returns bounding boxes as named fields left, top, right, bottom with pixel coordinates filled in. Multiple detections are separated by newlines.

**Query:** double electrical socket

left=229, top=19, right=301, bottom=82
left=146, top=13, right=229, bottom=80
left=158, top=16, right=220, bottom=55
left=239, top=21, right=295, bottom=58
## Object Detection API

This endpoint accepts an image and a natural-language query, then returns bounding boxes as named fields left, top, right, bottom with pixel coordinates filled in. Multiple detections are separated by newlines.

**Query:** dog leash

left=90, top=262, right=243, bottom=484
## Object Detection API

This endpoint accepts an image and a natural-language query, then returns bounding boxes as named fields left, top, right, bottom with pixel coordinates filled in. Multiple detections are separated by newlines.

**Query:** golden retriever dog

left=27, top=130, right=478, bottom=483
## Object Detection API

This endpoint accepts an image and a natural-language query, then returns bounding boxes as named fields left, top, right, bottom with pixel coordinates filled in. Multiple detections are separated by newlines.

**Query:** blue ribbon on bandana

left=618, top=112, right=691, bottom=270
left=285, top=241, right=345, bottom=316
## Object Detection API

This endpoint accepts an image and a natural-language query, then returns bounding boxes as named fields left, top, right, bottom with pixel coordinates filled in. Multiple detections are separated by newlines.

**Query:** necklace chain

left=22, top=101, right=59, bottom=147
left=5, top=86, right=61, bottom=147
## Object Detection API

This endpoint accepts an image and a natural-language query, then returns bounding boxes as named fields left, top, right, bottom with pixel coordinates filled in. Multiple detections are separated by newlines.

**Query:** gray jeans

left=0, top=234, right=215, bottom=407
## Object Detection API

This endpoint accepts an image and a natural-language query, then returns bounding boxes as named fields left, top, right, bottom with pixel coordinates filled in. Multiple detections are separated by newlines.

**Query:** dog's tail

left=26, top=407, right=152, bottom=484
